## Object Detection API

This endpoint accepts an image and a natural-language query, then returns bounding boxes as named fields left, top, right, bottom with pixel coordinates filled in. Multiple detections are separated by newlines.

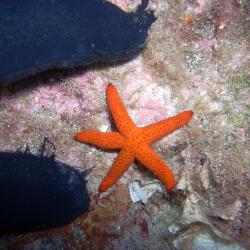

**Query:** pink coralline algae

left=30, top=78, right=106, bottom=115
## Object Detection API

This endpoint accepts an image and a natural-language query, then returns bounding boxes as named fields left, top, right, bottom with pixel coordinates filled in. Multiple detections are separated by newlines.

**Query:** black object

left=0, top=0, right=156, bottom=84
left=0, top=138, right=90, bottom=232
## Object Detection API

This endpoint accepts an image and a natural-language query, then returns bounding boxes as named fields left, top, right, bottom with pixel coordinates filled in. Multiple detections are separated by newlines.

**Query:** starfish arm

left=141, top=111, right=193, bottom=144
left=75, top=131, right=125, bottom=149
left=106, top=83, right=137, bottom=136
left=99, top=148, right=134, bottom=192
left=135, top=145, right=176, bottom=191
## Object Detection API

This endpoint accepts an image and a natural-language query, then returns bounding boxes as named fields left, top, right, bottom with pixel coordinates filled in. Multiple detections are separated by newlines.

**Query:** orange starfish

left=75, top=83, right=193, bottom=193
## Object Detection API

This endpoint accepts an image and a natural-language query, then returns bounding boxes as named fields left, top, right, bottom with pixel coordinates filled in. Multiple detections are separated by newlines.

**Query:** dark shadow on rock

left=0, top=138, right=90, bottom=234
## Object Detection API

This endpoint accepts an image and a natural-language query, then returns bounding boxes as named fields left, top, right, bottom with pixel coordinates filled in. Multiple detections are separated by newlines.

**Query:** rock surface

left=0, top=0, right=249, bottom=249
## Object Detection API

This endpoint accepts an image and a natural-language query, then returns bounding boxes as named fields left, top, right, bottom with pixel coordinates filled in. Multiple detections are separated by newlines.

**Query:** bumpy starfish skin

left=75, top=83, right=193, bottom=192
